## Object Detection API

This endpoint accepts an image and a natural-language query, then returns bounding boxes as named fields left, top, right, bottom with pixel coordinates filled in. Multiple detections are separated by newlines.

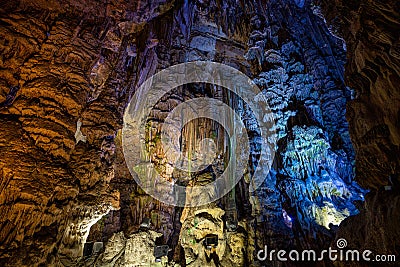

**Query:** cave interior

left=0, top=0, right=399, bottom=266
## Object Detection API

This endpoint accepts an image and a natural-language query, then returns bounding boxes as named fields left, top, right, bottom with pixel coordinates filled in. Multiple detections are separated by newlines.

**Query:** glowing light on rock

left=314, top=202, right=350, bottom=229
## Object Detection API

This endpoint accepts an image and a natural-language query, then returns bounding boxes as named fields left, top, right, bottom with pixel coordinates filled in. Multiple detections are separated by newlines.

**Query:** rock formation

left=0, top=0, right=398, bottom=266
left=317, top=0, right=400, bottom=263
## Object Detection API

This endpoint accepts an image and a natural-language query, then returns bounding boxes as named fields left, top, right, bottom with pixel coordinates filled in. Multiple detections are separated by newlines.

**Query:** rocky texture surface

left=316, top=0, right=400, bottom=190
left=80, top=230, right=180, bottom=267
left=316, top=0, right=400, bottom=264
left=0, top=0, right=174, bottom=265
left=241, top=2, right=367, bottom=260
left=0, top=0, right=398, bottom=266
